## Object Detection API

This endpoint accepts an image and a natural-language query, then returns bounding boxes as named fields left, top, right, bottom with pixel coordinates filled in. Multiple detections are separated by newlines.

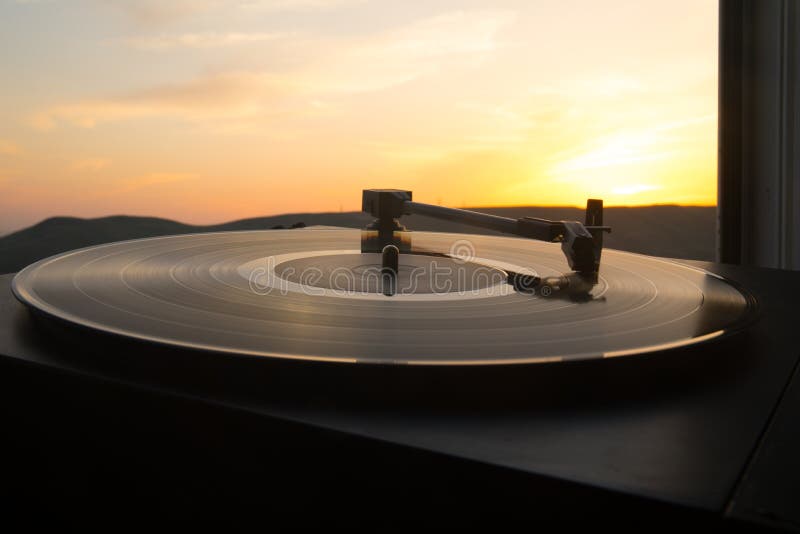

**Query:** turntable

left=1, top=189, right=799, bottom=529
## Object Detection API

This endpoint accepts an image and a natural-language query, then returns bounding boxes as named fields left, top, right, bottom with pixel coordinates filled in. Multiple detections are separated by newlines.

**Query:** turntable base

left=2, top=256, right=800, bottom=529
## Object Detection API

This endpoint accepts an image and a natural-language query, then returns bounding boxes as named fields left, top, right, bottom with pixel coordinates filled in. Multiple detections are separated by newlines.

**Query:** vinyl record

left=12, top=228, right=755, bottom=365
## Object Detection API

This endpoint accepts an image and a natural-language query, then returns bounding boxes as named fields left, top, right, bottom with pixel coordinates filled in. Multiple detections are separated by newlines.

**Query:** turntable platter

left=11, top=228, right=754, bottom=365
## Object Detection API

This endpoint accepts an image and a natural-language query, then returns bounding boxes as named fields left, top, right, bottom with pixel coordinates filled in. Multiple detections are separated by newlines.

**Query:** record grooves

left=12, top=228, right=756, bottom=368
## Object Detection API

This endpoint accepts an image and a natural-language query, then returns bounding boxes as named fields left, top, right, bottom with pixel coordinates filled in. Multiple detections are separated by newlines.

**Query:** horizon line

left=2, top=202, right=718, bottom=238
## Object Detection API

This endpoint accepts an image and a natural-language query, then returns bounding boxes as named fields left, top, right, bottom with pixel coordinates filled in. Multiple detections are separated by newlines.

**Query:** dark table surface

left=1, top=260, right=799, bottom=527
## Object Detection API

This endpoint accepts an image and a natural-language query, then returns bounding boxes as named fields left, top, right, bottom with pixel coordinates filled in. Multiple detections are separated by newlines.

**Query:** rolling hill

left=0, top=206, right=715, bottom=274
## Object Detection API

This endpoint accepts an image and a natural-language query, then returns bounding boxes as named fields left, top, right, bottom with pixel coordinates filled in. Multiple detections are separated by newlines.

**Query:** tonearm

left=360, top=189, right=611, bottom=293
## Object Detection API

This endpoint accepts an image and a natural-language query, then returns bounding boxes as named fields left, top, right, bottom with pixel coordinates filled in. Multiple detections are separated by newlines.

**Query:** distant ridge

left=0, top=206, right=715, bottom=274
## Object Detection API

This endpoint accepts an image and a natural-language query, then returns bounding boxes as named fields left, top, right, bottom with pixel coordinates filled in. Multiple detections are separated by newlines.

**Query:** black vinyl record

left=12, top=228, right=755, bottom=366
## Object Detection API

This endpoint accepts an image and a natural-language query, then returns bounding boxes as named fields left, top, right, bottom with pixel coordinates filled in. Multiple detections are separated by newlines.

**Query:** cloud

left=549, top=130, right=670, bottom=175
left=125, top=31, right=286, bottom=50
left=99, top=0, right=221, bottom=25
left=298, top=9, right=516, bottom=93
left=101, top=0, right=366, bottom=25
left=124, top=171, right=195, bottom=189
left=380, top=10, right=514, bottom=57
left=548, top=113, right=715, bottom=176
left=30, top=9, right=515, bottom=130
left=654, top=113, right=715, bottom=132
left=96, top=172, right=197, bottom=197
left=30, top=72, right=288, bottom=130
left=582, top=76, right=646, bottom=97
left=72, top=158, right=111, bottom=171
left=0, top=139, right=21, bottom=155
left=612, top=184, right=662, bottom=195
left=239, top=0, right=367, bottom=12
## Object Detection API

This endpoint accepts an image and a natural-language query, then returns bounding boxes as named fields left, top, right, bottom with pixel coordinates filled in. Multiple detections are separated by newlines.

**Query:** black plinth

left=1, top=261, right=800, bottom=530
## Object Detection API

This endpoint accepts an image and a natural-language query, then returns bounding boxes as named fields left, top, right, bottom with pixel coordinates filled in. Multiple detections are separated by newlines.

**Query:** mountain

left=0, top=206, right=715, bottom=274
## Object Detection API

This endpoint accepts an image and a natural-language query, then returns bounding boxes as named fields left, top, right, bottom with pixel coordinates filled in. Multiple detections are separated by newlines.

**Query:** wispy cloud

left=125, top=31, right=287, bottom=50
left=380, top=10, right=513, bottom=57
left=296, top=9, right=516, bottom=93
left=96, top=172, right=197, bottom=197
left=0, top=139, right=21, bottom=155
left=654, top=113, right=715, bottom=132
left=98, top=0, right=222, bottom=25
left=612, top=184, right=662, bottom=195
left=72, top=157, right=110, bottom=171
left=548, top=113, right=715, bottom=176
left=239, top=0, right=367, bottom=12
left=581, top=76, right=647, bottom=97
left=30, top=72, right=288, bottom=130
left=101, top=0, right=367, bottom=25
left=123, top=171, right=195, bottom=190
left=550, top=130, right=669, bottom=175
left=31, top=9, right=515, bottom=130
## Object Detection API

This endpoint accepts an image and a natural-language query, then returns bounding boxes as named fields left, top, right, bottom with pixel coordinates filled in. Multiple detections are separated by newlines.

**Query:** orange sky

left=0, top=0, right=718, bottom=234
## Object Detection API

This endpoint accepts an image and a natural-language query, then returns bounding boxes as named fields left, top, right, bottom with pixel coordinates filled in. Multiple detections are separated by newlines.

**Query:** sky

left=0, top=0, right=718, bottom=234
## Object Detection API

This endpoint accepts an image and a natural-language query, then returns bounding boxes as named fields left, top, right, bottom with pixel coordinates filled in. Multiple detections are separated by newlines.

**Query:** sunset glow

left=0, top=0, right=718, bottom=234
